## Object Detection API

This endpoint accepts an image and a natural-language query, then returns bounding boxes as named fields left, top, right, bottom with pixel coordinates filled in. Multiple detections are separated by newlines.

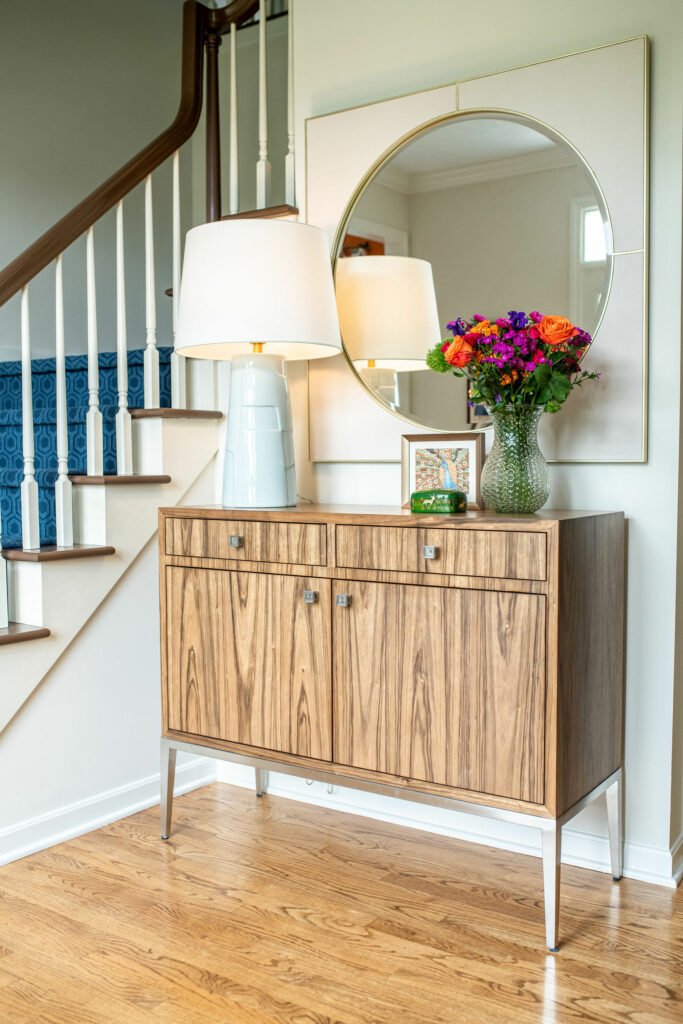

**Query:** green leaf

left=533, top=363, right=552, bottom=386
left=426, top=344, right=448, bottom=373
left=549, top=373, right=572, bottom=401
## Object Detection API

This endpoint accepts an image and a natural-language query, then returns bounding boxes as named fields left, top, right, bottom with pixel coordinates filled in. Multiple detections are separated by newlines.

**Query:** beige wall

left=292, top=0, right=683, bottom=880
left=409, top=165, right=593, bottom=326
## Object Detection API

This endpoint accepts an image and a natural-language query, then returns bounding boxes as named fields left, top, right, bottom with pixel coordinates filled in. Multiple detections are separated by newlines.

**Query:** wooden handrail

left=0, top=0, right=260, bottom=309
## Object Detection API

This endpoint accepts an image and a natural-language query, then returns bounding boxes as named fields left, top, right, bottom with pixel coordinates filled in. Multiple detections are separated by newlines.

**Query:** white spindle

left=229, top=23, right=239, bottom=215
left=54, top=255, right=73, bottom=547
left=0, top=527, right=7, bottom=628
left=86, top=226, right=103, bottom=475
left=170, top=150, right=187, bottom=409
left=144, top=174, right=160, bottom=408
left=20, top=286, right=40, bottom=550
left=256, top=0, right=271, bottom=208
left=285, top=0, right=295, bottom=206
left=115, top=200, right=133, bottom=474
left=0, top=492, right=7, bottom=627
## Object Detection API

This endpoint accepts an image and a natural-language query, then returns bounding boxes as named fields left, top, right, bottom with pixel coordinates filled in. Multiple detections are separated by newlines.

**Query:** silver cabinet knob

left=303, top=590, right=319, bottom=604
left=229, top=535, right=244, bottom=548
left=336, top=594, right=351, bottom=607
left=423, top=545, right=439, bottom=560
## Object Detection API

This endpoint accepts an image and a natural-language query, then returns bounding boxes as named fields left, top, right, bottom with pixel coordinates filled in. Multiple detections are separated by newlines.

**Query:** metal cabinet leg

left=161, top=741, right=177, bottom=839
left=542, top=824, right=561, bottom=952
left=606, top=769, right=623, bottom=880
left=255, top=767, right=267, bottom=797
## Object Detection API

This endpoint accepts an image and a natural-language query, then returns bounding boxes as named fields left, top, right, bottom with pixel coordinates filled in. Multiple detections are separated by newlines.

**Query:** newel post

left=205, top=30, right=222, bottom=223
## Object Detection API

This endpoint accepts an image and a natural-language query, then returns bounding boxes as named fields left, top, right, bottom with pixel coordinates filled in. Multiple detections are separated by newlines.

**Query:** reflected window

left=582, top=206, right=607, bottom=264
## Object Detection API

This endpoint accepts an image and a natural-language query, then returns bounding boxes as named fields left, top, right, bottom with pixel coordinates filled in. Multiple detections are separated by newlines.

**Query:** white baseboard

left=0, top=756, right=217, bottom=867
left=217, top=763, right=679, bottom=889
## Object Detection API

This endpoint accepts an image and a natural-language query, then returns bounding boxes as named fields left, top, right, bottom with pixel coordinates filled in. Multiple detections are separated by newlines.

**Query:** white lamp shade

left=335, top=255, right=442, bottom=371
left=175, top=220, right=342, bottom=360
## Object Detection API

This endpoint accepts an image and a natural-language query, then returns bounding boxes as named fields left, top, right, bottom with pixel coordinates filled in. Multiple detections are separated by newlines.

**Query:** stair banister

left=170, top=150, right=187, bottom=409
left=115, top=201, right=133, bottom=475
left=0, top=0, right=260, bottom=309
left=285, top=0, right=295, bottom=206
left=256, top=0, right=271, bottom=209
left=229, top=23, right=239, bottom=215
left=54, top=255, right=74, bottom=547
left=85, top=226, right=104, bottom=475
left=20, top=286, right=40, bottom=550
left=144, top=175, right=160, bottom=408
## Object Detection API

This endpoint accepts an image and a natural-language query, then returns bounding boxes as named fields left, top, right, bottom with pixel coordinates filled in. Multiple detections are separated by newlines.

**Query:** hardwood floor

left=0, top=783, right=680, bottom=1023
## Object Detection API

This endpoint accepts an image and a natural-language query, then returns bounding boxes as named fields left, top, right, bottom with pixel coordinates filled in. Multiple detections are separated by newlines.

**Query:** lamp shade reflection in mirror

left=334, top=112, right=613, bottom=433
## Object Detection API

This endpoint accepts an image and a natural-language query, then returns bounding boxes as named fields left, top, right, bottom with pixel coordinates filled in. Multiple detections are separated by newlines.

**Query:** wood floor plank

left=0, top=783, right=680, bottom=1024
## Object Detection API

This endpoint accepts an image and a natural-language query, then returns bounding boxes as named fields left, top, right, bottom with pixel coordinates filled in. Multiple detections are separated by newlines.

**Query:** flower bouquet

left=426, top=311, right=599, bottom=512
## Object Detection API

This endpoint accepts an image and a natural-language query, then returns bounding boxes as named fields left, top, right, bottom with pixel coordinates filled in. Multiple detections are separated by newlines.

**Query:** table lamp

left=175, top=220, right=341, bottom=508
left=335, top=255, right=442, bottom=372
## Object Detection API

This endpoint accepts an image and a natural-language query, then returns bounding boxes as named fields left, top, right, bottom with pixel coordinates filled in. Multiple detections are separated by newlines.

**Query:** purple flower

left=524, top=361, right=536, bottom=372
left=529, top=310, right=543, bottom=324
left=446, top=318, right=468, bottom=336
left=508, top=310, right=529, bottom=330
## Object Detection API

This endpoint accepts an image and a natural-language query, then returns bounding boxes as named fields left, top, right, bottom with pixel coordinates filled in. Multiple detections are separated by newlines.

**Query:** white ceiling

left=384, top=118, right=557, bottom=176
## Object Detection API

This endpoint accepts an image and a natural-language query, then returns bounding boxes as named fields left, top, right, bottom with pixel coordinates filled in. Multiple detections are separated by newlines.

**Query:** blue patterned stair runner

left=0, top=348, right=173, bottom=548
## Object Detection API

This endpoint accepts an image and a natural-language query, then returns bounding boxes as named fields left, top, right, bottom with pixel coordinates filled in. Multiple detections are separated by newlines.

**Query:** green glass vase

left=481, top=405, right=550, bottom=513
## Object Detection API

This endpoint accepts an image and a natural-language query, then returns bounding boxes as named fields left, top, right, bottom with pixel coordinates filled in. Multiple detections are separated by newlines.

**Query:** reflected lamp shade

left=335, top=255, right=442, bottom=371
left=174, top=220, right=341, bottom=510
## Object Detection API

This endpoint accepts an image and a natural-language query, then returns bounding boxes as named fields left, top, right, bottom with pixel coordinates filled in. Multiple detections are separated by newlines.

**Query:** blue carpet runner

left=0, top=347, right=173, bottom=548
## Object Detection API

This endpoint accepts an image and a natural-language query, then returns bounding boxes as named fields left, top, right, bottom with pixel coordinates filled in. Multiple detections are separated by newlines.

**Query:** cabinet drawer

left=166, top=517, right=327, bottom=566
left=335, top=525, right=546, bottom=580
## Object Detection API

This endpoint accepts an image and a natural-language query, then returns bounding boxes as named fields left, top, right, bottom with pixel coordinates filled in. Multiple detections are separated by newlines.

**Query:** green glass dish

left=410, top=488, right=467, bottom=514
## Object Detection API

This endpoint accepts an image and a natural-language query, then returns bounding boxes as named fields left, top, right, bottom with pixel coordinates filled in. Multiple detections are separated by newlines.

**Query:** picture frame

left=401, top=432, right=485, bottom=510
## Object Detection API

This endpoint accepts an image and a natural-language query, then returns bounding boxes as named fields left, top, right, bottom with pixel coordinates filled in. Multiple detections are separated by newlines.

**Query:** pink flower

left=441, top=340, right=450, bottom=353
left=529, top=311, right=543, bottom=323
left=528, top=327, right=540, bottom=340
left=532, top=349, right=545, bottom=364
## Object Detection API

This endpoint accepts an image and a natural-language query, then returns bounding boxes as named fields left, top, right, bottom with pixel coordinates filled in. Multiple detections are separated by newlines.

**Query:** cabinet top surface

left=159, top=503, right=622, bottom=528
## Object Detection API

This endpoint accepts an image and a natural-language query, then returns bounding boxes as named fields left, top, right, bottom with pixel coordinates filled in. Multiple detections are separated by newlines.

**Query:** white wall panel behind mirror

left=458, top=38, right=647, bottom=255
left=306, top=37, right=647, bottom=464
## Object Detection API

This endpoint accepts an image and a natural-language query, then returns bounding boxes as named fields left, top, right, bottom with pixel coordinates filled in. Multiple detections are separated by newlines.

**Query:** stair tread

left=2, top=543, right=115, bottom=563
left=130, top=408, right=222, bottom=419
left=0, top=621, right=50, bottom=646
left=68, top=474, right=171, bottom=485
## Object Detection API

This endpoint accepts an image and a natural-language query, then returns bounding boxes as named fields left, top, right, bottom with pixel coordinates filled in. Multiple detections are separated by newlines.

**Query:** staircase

left=0, top=348, right=173, bottom=548
left=0, top=0, right=297, bottom=735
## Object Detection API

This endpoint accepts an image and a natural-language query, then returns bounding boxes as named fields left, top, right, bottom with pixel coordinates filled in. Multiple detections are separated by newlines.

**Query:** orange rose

left=537, top=315, right=578, bottom=346
left=444, top=337, right=475, bottom=368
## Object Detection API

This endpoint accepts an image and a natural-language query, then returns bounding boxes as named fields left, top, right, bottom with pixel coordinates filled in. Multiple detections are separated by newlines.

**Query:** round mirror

left=334, top=111, right=613, bottom=431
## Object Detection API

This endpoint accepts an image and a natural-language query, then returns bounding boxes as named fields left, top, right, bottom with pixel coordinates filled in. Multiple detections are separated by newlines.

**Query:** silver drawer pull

left=336, top=594, right=351, bottom=608
left=229, top=535, right=244, bottom=548
left=303, top=590, right=319, bottom=604
left=423, top=545, right=439, bottom=560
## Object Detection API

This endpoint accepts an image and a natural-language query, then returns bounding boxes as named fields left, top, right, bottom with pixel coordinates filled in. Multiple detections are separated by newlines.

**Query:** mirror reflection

left=335, top=113, right=612, bottom=431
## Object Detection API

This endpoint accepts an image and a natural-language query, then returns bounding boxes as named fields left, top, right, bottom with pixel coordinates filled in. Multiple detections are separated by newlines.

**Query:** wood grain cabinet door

left=166, top=567, right=332, bottom=760
left=333, top=581, right=546, bottom=803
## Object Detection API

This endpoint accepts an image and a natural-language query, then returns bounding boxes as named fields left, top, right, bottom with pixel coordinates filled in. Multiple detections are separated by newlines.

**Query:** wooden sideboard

left=158, top=503, right=625, bottom=951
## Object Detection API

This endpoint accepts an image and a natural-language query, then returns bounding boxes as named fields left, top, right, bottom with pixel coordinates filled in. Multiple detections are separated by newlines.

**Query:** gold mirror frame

left=331, top=107, right=615, bottom=434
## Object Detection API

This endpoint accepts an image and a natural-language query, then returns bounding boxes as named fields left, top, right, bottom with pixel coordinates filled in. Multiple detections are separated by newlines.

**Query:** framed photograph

left=401, top=432, right=485, bottom=510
